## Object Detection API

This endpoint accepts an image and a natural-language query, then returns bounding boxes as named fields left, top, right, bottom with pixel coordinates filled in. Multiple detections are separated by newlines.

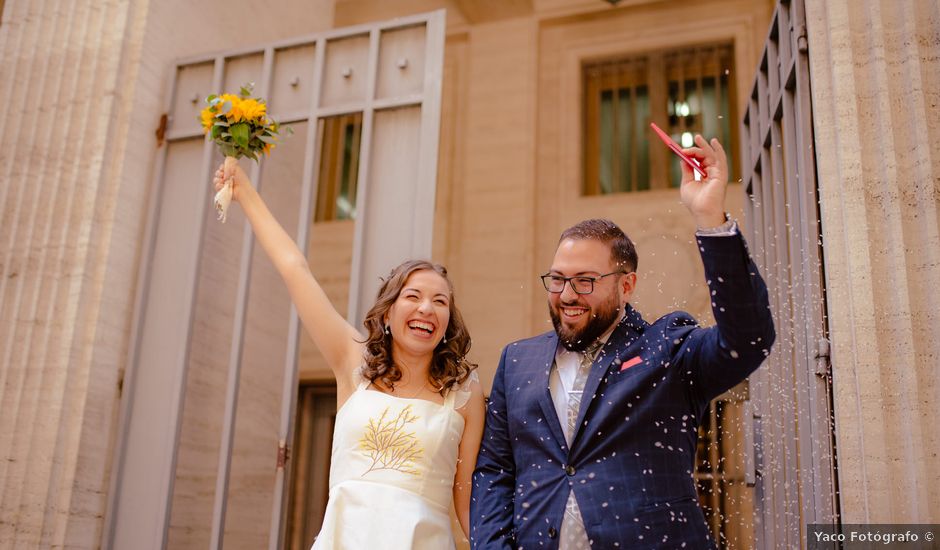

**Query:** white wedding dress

left=311, top=372, right=473, bottom=549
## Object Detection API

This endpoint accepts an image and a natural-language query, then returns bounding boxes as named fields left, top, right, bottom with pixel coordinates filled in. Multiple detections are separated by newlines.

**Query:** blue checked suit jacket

left=470, top=232, right=775, bottom=549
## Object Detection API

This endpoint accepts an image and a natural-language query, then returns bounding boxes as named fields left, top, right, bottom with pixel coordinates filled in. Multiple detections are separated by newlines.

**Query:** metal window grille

left=583, top=43, right=735, bottom=194
left=104, top=11, right=445, bottom=550
left=315, top=113, right=362, bottom=222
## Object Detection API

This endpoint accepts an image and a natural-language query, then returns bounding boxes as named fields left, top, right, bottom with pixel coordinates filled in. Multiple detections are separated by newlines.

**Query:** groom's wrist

left=693, top=211, right=728, bottom=231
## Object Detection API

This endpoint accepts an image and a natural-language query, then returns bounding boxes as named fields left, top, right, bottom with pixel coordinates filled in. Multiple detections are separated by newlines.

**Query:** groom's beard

left=549, top=290, right=621, bottom=352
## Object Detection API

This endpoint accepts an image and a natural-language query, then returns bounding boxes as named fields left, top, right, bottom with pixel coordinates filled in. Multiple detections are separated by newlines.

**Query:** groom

left=470, top=136, right=775, bottom=549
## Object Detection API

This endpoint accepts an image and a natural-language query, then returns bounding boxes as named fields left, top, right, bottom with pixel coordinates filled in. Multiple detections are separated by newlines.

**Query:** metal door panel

left=171, top=63, right=215, bottom=136
left=376, top=25, right=427, bottom=100
left=320, top=34, right=370, bottom=108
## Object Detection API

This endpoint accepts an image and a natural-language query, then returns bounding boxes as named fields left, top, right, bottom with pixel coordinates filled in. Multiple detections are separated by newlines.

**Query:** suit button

left=548, top=527, right=558, bottom=539
left=565, top=465, right=576, bottom=476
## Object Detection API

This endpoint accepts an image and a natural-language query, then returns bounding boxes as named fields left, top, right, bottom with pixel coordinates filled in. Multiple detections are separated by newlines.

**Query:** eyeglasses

left=540, top=271, right=627, bottom=295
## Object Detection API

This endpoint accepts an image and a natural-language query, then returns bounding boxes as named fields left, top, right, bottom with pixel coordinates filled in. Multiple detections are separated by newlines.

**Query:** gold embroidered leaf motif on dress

left=359, top=405, right=424, bottom=476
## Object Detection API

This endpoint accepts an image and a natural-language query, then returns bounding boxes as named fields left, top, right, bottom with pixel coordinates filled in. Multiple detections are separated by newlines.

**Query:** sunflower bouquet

left=199, top=83, right=288, bottom=222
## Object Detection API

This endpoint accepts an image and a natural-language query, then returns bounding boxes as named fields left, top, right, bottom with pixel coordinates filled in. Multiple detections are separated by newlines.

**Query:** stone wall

left=807, top=0, right=940, bottom=524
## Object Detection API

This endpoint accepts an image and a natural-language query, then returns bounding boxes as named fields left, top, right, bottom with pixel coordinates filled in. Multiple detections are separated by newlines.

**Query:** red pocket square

left=620, top=356, right=643, bottom=371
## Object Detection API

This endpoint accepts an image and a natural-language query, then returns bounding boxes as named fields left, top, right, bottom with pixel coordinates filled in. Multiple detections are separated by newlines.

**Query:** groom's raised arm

left=679, top=231, right=776, bottom=401
left=470, top=346, right=516, bottom=549
left=671, top=134, right=775, bottom=401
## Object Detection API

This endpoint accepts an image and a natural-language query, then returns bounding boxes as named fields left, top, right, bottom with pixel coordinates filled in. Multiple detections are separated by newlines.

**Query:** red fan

left=650, top=122, right=708, bottom=179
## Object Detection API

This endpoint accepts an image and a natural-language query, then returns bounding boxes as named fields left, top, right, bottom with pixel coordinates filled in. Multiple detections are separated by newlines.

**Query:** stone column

left=806, top=0, right=940, bottom=523
left=0, top=0, right=149, bottom=546
left=0, top=0, right=334, bottom=546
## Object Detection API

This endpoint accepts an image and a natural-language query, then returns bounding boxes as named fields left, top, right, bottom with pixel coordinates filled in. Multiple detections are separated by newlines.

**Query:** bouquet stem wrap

left=214, top=157, right=237, bottom=223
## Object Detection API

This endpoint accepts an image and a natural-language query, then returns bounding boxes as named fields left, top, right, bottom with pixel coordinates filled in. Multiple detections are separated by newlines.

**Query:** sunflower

left=238, top=98, right=267, bottom=123
left=200, top=107, right=217, bottom=133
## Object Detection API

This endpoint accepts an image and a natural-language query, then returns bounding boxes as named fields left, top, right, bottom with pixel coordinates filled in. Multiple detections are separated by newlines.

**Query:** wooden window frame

left=583, top=42, right=737, bottom=195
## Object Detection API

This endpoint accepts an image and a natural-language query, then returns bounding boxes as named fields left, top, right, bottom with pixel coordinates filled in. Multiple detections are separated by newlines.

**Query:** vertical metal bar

left=791, top=0, right=838, bottom=524
left=694, top=49, right=703, bottom=137
left=714, top=48, right=723, bottom=147
left=766, top=14, right=806, bottom=542
left=209, top=47, right=276, bottom=550
left=757, top=148, right=780, bottom=549
left=647, top=52, right=668, bottom=189
left=157, top=56, right=229, bottom=550
left=267, top=34, right=327, bottom=550
left=778, top=4, right=824, bottom=539
left=770, top=117, right=799, bottom=548
left=629, top=70, right=638, bottom=191
left=101, top=64, right=178, bottom=550
left=411, top=10, right=445, bottom=259
left=584, top=68, right=600, bottom=195
left=322, top=115, right=339, bottom=219
left=609, top=64, right=621, bottom=193
left=755, top=46, right=782, bottom=548
left=345, top=27, right=380, bottom=328
left=347, top=113, right=363, bottom=209
left=676, top=52, right=685, bottom=135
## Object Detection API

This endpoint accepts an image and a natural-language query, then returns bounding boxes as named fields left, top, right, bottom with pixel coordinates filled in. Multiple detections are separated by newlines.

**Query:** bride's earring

left=384, top=323, right=390, bottom=336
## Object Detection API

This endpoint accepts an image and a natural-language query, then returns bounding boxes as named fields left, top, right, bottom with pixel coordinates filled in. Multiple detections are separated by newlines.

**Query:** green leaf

left=231, top=122, right=250, bottom=149
left=257, top=134, right=276, bottom=144
left=206, top=94, right=217, bottom=103
left=239, top=82, right=254, bottom=98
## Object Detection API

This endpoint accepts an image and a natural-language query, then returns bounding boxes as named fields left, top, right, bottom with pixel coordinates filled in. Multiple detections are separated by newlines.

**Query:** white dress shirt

left=549, top=314, right=622, bottom=445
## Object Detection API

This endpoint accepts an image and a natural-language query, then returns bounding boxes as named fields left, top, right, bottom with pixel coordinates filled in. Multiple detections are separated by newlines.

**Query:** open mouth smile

left=560, top=306, right=589, bottom=319
left=407, top=320, right=436, bottom=338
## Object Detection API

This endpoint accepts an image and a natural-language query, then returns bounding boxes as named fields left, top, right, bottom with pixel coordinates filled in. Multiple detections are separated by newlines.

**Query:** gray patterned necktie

left=560, top=340, right=602, bottom=549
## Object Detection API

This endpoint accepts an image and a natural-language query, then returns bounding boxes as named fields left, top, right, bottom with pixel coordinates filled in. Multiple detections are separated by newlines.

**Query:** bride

left=214, top=158, right=485, bottom=548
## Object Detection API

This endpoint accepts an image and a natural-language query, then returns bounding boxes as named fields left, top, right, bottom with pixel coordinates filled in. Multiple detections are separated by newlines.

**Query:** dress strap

left=450, top=370, right=479, bottom=411
left=443, top=384, right=457, bottom=409
left=355, top=367, right=371, bottom=391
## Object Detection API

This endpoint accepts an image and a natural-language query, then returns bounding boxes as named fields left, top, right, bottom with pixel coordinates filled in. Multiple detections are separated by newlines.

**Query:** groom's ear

left=620, top=271, right=637, bottom=304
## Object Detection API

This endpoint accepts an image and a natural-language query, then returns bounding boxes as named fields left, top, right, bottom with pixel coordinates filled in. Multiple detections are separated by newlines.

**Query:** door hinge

left=276, top=440, right=290, bottom=470
left=155, top=113, right=168, bottom=147
left=814, top=337, right=831, bottom=376
left=797, top=23, right=809, bottom=53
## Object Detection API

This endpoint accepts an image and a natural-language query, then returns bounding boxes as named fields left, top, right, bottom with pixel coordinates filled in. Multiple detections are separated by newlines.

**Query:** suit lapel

left=534, top=331, right=569, bottom=452
left=570, top=306, right=646, bottom=449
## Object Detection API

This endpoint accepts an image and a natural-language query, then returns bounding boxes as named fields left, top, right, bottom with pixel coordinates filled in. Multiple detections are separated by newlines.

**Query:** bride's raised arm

left=217, top=158, right=364, bottom=399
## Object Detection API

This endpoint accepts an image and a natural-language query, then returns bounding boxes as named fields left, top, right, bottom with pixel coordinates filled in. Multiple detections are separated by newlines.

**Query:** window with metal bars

left=583, top=43, right=736, bottom=194
left=314, top=113, right=363, bottom=222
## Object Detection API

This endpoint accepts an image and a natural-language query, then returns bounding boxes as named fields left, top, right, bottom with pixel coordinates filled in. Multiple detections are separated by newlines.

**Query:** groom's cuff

left=695, top=217, right=737, bottom=237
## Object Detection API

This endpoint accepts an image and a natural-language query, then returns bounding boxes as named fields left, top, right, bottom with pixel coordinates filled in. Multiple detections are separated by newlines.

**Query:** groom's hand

left=679, top=135, right=728, bottom=229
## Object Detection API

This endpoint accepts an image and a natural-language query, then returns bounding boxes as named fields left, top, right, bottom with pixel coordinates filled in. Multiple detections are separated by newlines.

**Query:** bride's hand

left=214, top=157, right=251, bottom=202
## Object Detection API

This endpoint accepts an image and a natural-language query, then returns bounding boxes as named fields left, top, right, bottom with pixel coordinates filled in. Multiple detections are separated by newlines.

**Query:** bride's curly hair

left=361, top=260, right=476, bottom=395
